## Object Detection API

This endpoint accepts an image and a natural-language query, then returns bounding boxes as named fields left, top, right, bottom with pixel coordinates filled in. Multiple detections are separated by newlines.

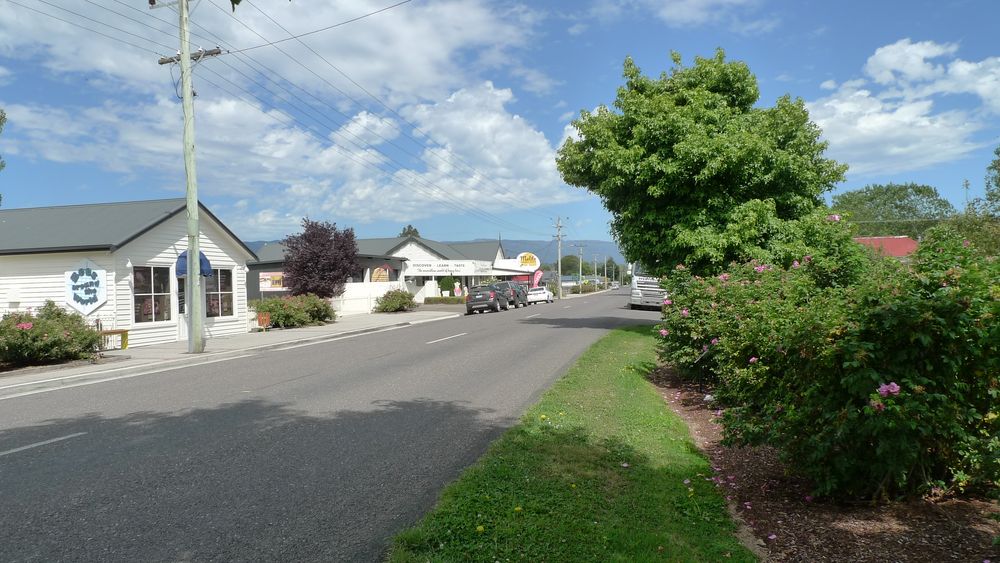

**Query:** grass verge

left=390, top=325, right=756, bottom=562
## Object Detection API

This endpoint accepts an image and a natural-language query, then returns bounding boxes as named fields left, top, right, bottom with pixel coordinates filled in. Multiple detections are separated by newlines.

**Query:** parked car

left=465, top=284, right=506, bottom=314
left=493, top=281, right=528, bottom=308
left=610, top=281, right=620, bottom=290
left=526, top=286, right=554, bottom=304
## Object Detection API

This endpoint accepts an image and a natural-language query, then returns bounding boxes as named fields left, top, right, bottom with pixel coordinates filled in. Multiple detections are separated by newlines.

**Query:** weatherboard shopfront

left=402, top=252, right=543, bottom=300
left=0, top=199, right=257, bottom=348
left=403, top=259, right=495, bottom=298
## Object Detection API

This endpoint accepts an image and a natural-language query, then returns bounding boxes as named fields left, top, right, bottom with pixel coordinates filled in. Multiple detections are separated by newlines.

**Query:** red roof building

left=853, top=236, right=919, bottom=257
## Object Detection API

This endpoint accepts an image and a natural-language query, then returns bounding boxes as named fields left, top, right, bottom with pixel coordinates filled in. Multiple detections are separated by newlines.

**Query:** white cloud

left=0, top=0, right=544, bottom=104
left=863, top=39, right=958, bottom=85
left=809, top=82, right=981, bottom=175
left=806, top=39, right=1000, bottom=178
left=637, top=0, right=755, bottom=26
left=1, top=80, right=583, bottom=239
left=567, top=22, right=588, bottom=35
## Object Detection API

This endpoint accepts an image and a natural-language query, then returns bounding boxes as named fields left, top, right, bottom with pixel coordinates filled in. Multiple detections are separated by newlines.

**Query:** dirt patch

left=648, top=366, right=1000, bottom=563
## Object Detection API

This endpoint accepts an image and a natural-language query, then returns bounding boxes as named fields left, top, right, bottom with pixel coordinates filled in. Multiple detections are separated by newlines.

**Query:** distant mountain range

left=243, top=238, right=625, bottom=265
left=473, top=239, right=625, bottom=265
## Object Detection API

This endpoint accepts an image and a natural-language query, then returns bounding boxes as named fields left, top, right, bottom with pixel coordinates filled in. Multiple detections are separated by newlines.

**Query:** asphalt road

left=0, top=290, right=660, bottom=562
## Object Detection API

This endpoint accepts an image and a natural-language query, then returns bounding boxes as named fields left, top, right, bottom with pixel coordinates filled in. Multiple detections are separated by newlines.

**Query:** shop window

left=177, top=269, right=234, bottom=317
left=206, top=269, right=234, bottom=318
left=133, top=266, right=171, bottom=323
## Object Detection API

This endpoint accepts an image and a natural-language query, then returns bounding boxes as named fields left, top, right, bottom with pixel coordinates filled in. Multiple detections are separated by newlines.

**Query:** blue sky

left=1, top=0, right=999, bottom=245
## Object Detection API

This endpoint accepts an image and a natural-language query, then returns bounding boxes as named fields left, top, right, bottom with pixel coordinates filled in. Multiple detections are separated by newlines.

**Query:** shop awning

left=175, top=250, right=213, bottom=277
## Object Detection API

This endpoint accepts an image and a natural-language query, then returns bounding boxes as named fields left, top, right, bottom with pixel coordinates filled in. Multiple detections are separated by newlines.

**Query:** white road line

left=273, top=325, right=406, bottom=351
left=425, top=332, right=467, bottom=345
left=562, top=305, right=572, bottom=309
left=525, top=313, right=540, bottom=319
left=0, top=432, right=87, bottom=457
left=0, top=355, right=254, bottom=402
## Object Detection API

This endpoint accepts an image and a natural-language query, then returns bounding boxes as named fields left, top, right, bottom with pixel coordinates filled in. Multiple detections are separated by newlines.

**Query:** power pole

left=570, top=244, right=585, bottom=294
left=603, top=256, right=607, bottom=289
left=553, top=217, right=565, bottom=300
left=155, top=0, right=221, bottom=354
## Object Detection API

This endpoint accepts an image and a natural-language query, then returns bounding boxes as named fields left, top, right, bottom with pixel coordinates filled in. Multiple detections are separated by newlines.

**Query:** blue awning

left=176, top=250, right=213, bottom=277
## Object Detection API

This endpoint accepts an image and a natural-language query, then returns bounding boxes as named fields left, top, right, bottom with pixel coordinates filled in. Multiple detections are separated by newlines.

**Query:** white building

left=0, top=199, right=257, bottom=348
left=246, top=236, right=542, bottom=310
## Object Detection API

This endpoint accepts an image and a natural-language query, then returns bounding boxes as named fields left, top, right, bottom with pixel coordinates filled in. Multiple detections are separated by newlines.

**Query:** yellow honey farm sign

left=517, top=252, right=540, bottom=270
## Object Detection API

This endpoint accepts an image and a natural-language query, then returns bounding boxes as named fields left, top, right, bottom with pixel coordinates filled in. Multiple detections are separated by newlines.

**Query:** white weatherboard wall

left=0, top=252, right=117, bottom=328
left=113, top=211, right=251, bottom=348
left=0, top=210, right=252, bottom=348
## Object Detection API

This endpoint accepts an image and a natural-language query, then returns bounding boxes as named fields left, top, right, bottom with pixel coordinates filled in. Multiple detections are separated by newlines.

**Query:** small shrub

left=250, top=293, right=333, bottom=328
left=296, top=293, right=336, bottom=323
left=438, top=275, right=457, bottom=295
left=375, top=289, right=417, bottom=312
left=0, top=301, right=101, bottom=366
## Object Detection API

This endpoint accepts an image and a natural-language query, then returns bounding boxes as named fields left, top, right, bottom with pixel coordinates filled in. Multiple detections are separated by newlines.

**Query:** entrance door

left=177, top=276, right=188, bottom=341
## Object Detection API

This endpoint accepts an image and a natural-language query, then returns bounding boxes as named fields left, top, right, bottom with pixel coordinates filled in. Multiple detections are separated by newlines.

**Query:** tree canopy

left=556, top=50, right=846, bottom=275
left=398, top=224, right=421, bottom=238
left=282, top=218, right=359, bottom=298
left=831, top=182, right=956, bottom=238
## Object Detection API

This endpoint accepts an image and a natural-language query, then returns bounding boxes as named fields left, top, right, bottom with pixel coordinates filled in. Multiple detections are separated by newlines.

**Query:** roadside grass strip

left=390, top=326, right=755, bottom=562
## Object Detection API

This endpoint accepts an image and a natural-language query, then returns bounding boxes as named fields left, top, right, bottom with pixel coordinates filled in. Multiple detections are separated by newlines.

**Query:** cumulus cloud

left=808, top=39, right=1000, bottom=177
left=637, top=0, right=755, bottom=26
left=863, top=39, right=958, bottom=85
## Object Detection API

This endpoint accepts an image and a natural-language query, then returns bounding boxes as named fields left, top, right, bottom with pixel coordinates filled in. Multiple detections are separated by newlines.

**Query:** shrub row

left=422, top=296, right=465, bottom=305
left=374, top=289, right=417, bottom=312
left=657, top=226, right=999, bottom=499
left=0, top=301, right=102, bottom=366
left=250, top=294, right=335, bottom=328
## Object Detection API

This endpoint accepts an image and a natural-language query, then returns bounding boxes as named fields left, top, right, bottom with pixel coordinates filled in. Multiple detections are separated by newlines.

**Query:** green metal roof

left=0, top=198, right=257, bottom=260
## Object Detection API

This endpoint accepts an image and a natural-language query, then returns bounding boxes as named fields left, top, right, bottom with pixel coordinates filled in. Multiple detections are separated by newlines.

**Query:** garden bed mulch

left=647, top=366, right=1000, bottom=563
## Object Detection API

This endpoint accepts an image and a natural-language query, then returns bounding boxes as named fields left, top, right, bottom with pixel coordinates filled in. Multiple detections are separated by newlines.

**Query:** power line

left=226, top=0, right=413, bottom=55
left=201, top=0, right=550, bottom=236
left=6, top=0, right=169, bottom=56
left=16, top=0, right=546, bottom=238
left=234, top=0, right=557, bottom=223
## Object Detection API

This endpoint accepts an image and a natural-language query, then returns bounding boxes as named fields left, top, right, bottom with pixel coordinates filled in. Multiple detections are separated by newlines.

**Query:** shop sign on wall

left=259, top=272, right=287, bottom=291
left=65, top=261, right=107, bottom=315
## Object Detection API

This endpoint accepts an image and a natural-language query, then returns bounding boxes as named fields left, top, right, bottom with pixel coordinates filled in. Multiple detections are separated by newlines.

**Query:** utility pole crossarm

left=158, top=47, right=223, bottom=65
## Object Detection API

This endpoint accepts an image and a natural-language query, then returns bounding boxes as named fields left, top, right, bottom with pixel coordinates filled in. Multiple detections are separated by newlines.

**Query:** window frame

left=133, top=265, right=172, bottom=324
left=205, top=268, right=235, bottom=318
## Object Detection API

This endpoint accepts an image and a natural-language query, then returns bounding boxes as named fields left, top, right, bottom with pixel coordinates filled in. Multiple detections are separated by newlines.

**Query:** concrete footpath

left=0, top=306, right=464, bottom=398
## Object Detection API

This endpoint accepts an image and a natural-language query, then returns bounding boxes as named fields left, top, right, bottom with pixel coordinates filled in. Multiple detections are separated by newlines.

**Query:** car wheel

left=493, top=300, right=501, bottom=312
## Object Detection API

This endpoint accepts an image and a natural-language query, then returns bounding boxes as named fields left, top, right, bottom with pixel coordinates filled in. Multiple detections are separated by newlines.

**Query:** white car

left=527, top=286, right=554, bottom=304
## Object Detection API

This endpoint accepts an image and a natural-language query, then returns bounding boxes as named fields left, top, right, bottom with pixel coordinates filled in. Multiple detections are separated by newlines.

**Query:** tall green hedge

left=658, top=225, right=999, bottom=499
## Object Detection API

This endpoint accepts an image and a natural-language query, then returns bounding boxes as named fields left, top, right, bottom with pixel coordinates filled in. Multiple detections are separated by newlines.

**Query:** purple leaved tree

left=282, top=218, right=359, bottom=298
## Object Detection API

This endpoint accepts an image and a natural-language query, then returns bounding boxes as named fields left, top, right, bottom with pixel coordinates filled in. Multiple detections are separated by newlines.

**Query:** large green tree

left=556, top=50, right=846, bottom=275
left=831, top=182, right=956, bottom=238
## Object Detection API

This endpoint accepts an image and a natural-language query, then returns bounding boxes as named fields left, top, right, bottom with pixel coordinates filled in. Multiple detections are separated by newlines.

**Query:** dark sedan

left=465, top=284, right=506, bottom=314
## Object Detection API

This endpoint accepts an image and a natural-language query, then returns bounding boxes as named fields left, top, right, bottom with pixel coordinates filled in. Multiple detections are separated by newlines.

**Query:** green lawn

left=390, top=326, right=756, bottom=562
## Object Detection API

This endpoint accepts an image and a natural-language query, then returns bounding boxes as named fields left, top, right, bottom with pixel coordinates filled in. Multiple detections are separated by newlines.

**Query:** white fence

left=332, top=281, right=408, bottom=315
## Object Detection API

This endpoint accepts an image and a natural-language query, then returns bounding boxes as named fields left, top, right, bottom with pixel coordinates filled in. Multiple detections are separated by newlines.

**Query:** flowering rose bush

left=657, top=226, right=999, bottom=499
left=0, top=301, right=102, bottom=366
